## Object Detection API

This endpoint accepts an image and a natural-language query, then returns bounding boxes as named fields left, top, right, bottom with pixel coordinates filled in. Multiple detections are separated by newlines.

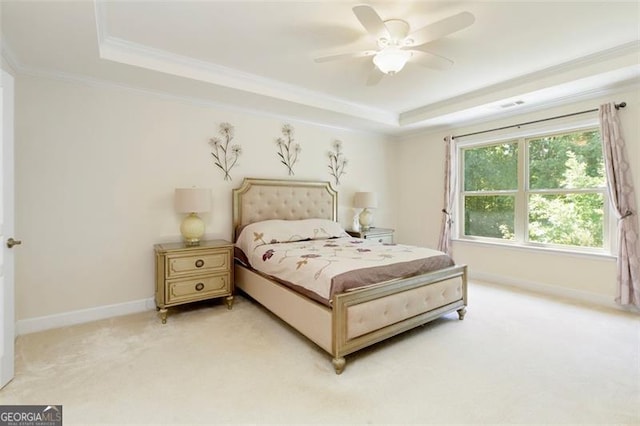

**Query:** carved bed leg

left=457, top=307, right=467, bottom=320
left=332, top=357, right=346, bottom=375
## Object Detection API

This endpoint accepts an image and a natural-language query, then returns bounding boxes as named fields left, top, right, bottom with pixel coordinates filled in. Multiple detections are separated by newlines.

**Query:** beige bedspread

left=237, top=236, right=453, bottom=304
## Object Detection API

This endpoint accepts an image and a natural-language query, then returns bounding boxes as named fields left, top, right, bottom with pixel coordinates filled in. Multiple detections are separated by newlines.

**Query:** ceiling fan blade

left=410, top=50, right=454, bottom=70
left=366, top=67, right=385, bottom=86
left=353, top=4, right=390, bottom=40
left=408, top=11, right=475, bottom=47
left=314, top=50, right=374, bottom=63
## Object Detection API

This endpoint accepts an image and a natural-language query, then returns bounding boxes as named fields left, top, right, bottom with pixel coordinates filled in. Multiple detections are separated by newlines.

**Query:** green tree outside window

left=461, top=128, right=607, bottom=249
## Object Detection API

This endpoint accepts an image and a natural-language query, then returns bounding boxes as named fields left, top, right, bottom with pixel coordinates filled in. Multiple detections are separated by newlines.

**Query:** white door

left=0, top=69, right=16, bottom=389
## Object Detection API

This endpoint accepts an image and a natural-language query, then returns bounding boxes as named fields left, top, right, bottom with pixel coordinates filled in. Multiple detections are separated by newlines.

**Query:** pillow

left=235, top=219, right=347, bottom=255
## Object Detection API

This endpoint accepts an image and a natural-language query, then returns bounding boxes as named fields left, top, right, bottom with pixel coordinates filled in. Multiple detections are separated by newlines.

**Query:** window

left=459, top=126, right=610, bottom=253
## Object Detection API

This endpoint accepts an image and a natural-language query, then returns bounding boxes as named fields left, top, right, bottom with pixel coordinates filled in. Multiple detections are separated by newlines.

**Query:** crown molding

left=96, top=36, right=398, bottom=127
left=0, top=34, right=20, bottom=74
left=5, top=53, right=385, bottom=137
left=93, top=1, right=395, bottom=127
left=399, top=41, right=640, bottom=127
left=393, top=80, right=640, bottom=141
left=95, top=28, right=639, bottom=133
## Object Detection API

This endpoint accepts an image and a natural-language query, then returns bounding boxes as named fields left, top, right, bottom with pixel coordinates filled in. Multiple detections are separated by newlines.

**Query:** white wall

left=393, top=87, right=640, bottom=305
left=15, top=74, right=393, bottom=322
left=14, top=70, right=639, bottom=327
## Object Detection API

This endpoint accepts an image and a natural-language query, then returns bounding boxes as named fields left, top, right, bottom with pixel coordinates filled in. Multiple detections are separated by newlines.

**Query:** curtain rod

left=447, top=102, right=627, bottom=141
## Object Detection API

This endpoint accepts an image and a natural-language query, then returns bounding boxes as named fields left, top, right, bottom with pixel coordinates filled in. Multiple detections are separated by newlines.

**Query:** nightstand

left=154, top=239, right=234, bottom=323
left=346, top=227, right=394, bottom=244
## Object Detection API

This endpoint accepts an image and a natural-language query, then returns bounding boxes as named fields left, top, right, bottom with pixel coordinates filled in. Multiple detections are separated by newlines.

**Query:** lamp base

left=359, top=208, right=373, bottom=231
left=180, top=213, right=205, bottom=246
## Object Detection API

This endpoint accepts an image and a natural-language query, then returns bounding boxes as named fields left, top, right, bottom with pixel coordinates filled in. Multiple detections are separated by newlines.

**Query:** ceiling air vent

left=499, top=100, right=525, bottom=109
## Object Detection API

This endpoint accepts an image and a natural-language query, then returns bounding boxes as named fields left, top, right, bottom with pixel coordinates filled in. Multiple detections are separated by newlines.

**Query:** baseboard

left=13, top=272, right=636, bottom=336
left=469, top=271, right=633, bottom=312
left=16, top=298, right=156, bottom=335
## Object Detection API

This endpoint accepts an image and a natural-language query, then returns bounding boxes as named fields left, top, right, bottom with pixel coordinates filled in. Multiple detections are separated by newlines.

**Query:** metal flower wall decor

left=275, top=124, right=301, bottom=176
left=209, top=122, right=242, bottom=181
left=328, top=140, right=348, bottom=185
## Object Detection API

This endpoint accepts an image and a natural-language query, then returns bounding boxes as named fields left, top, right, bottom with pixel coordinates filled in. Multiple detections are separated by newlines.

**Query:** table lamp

left=175, top=188, right=212, bottom=246
left=354, top=192, right=378, bottom=231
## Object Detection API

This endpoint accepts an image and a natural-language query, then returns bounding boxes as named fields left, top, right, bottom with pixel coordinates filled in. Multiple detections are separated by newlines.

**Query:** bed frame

left=232, top=178, right=467, bottom=374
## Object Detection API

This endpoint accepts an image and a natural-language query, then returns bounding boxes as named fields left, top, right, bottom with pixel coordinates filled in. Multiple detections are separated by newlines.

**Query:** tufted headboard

left=232, top=178, right=338, bottom=242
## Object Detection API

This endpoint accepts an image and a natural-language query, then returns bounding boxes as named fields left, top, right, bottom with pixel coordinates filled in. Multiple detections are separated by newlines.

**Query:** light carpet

left=0, top=281, right=638, bottom=425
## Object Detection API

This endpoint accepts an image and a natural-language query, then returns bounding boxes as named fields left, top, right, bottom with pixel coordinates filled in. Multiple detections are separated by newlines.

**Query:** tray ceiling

left=2, top=1, right=639, bottom=135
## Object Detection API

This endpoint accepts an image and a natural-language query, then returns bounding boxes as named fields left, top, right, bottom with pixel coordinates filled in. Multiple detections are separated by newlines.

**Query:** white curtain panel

left=599, top=103, right=640, bottom=307
left=438, top=135, right=457, bottom=256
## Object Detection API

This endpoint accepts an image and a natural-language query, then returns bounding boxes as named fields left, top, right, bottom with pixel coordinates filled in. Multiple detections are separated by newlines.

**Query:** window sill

left=452, top=237, right=616, bottom=261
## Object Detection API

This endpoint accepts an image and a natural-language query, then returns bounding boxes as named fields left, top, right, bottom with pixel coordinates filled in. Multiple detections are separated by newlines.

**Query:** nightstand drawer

left=167, top=250, right=230, bottom=278
left=346, top=228, right=394, bottom=243
left=166, top=273, right=230, bottom=305
left=370, top=234, right=393, bottom=244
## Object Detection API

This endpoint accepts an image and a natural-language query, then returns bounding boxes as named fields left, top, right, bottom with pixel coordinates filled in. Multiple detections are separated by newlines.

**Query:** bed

left=232, top=178, right=467, bottom=374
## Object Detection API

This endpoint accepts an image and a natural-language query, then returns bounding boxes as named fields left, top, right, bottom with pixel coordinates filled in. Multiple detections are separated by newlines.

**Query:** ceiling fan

left=314, top=4, right=475, bottom=85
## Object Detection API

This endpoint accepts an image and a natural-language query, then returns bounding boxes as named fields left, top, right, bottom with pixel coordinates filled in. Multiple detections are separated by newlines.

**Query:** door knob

left=6, top=238, right=22, bottom=248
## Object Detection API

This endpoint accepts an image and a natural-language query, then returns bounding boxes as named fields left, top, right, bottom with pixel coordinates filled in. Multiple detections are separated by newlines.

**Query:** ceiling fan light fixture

left=373, top=47, right=412, bottom=74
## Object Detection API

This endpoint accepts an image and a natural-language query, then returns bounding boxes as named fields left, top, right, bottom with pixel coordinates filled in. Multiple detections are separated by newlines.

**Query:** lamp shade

left=373, top=47, right=411, bottom=74
left=354, top=192, right=378, bottom=209
left=174, top=188, right=212, bottom=213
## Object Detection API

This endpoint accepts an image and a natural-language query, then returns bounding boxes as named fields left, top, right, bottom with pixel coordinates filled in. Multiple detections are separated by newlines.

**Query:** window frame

left=454, top=119, right=614, bottom=256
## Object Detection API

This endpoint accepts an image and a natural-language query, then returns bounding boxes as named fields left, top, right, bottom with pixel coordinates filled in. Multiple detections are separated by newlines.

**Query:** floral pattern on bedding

left=237, top=235, right=452, bottom=302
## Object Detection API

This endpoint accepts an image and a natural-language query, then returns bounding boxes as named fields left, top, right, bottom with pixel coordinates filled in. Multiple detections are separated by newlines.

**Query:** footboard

left=331, top=265, right=467, bottom=374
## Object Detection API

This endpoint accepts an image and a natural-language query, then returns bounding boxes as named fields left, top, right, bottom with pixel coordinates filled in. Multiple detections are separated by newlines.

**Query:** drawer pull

left=195, top=282, right=205, bottom=291
left=195, top=259, right=205, bottom=268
